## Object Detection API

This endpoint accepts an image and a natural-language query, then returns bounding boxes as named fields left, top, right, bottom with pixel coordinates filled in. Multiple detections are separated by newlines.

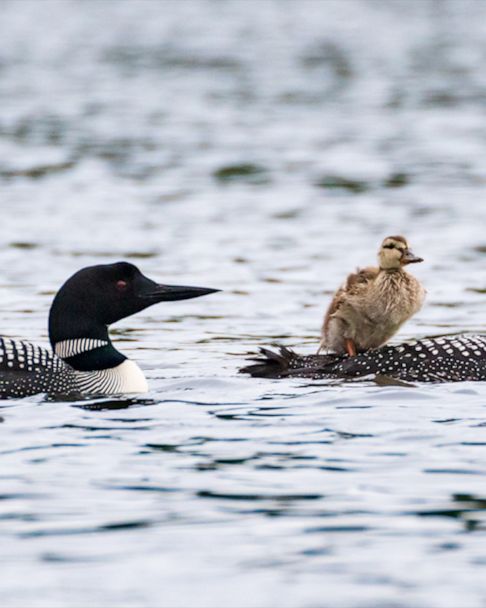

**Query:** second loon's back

left=327, top=335, right=486, bottom=382
left=242, top=335, right=486, bottom=383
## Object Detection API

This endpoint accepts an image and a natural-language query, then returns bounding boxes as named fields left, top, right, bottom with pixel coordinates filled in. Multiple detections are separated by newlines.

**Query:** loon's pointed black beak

left=140, top=283, right=220, bottom=302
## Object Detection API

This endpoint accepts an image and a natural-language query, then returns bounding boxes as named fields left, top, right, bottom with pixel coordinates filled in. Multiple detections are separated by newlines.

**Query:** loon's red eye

left=116, top=280, right=128, bottom=291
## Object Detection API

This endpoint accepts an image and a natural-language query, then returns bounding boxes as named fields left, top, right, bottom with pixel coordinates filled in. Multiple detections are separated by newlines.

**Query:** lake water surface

left=1, top=1, right=486, bottom=606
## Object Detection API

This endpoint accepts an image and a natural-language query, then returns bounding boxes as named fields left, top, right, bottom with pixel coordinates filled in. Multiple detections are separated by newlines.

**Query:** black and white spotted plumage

left=241, top=335, right=486, bottom=383
left=0, top=337, right=79, bottom=397
left=0, top=337, right=147, bottom=398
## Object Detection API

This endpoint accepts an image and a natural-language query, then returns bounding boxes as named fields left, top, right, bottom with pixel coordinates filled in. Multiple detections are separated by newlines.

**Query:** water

left=1, top=1, right=486, bottom=606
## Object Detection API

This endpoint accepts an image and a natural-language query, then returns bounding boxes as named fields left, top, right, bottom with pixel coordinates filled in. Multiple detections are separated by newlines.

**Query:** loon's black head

left=48, top=261, right=219, bottom=347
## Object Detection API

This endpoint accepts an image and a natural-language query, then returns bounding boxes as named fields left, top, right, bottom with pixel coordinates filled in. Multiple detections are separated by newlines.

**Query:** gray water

left=1, top=1, right=486, bottom=606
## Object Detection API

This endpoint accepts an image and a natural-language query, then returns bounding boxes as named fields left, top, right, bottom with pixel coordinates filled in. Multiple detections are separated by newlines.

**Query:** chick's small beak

left=401, top=249, right=423, bottom=265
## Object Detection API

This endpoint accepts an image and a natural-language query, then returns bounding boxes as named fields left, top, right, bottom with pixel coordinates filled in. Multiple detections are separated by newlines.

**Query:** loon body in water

left=241, top=335, right=486, bottom=383
left=0, top=262, right=218, bottom=398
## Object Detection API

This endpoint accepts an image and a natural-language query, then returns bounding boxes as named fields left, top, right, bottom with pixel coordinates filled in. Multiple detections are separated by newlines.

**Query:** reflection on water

left=1, top=0, right=486, bottom=607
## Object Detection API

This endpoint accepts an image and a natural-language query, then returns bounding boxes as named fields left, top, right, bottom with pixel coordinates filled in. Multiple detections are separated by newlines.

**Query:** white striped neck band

left=54, top=338, right=109, bottom=359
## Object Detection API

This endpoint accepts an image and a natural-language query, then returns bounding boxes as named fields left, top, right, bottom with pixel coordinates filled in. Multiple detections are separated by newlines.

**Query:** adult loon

left=241, top=335, right=486, bottom=383
left=0, top=262, right=219, bottom=398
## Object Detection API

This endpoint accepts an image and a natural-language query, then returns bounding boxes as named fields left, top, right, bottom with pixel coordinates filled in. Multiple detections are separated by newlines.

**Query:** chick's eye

left=116, top=280, right=128, bottom=291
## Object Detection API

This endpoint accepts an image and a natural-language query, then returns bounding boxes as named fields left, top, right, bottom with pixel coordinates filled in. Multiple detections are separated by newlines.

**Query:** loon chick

left=241, top=335, right=486, bottom=383
left=0, top=262, right=219, bottom=399
left=319, top=235, right=425, bottom=356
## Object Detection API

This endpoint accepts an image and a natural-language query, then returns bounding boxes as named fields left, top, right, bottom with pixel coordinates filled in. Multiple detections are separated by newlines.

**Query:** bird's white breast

left=74, top=359, right=148, bottom=395
left=114, top=360, right=149, bottom=393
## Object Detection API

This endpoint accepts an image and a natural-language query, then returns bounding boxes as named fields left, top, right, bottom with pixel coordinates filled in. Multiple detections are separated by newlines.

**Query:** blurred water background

left=1, top=1, right=486, bottom=606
